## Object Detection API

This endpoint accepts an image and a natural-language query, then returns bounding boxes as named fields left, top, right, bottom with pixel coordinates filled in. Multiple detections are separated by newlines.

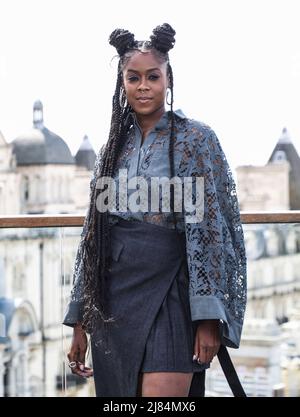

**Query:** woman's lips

left=136, top=97, right=152, bottom=103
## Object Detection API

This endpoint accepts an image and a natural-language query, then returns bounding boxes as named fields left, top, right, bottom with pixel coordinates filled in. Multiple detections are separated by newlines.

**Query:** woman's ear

left=120, top=80, right=126, bottom=96
left=167, top=72, right=171, bottom=89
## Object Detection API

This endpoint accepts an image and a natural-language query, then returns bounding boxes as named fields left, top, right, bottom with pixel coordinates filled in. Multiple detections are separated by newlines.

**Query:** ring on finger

left=68, top=361, right=77, bottom=368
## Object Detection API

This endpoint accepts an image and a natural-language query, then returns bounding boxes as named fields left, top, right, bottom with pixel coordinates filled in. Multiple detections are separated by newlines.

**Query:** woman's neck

left=136, top=106, right=166, bottom=140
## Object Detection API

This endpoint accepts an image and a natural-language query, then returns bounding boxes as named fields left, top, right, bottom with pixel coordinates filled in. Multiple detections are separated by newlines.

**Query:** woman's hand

left=67, top=322, right=94, bottom=378
left=193, top=319, right=221, bottom=364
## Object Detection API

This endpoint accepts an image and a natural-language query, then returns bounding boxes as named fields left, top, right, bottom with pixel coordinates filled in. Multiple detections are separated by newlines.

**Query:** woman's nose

left=137, top=79, right=150, bottom=91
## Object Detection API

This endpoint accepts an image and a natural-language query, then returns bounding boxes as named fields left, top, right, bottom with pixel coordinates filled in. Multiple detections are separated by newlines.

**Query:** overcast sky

left=0, top=0, right=300, bottom=170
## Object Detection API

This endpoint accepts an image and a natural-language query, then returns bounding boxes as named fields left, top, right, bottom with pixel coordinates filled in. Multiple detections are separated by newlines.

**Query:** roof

left=11, top=100, right=74, bottom=166
left=268, top=128, right=300, bottom=209
left=12, top=127, right=74, bottom=165
left=75, top=135, right=96, bottom=170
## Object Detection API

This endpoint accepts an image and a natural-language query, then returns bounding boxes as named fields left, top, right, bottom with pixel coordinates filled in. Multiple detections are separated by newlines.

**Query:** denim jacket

left=63, top=109, right=247, bottom=348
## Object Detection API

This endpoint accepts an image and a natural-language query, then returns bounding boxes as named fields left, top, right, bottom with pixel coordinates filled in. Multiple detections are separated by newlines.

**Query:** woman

left=63, top=23, right=247, bottom=397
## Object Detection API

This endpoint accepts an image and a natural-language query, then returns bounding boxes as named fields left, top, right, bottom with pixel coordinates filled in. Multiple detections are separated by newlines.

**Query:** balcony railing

left=1, top=210, right=300, bottom=228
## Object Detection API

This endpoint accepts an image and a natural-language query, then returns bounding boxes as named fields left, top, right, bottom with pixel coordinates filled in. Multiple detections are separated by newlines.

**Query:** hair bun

left=150, top=23, right=176, bottom=54
left=109, top=29, right=135, bottom=56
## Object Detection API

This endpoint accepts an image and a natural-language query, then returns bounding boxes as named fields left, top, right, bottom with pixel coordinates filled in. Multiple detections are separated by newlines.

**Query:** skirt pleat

left=141, top=261, right=204, bottom=373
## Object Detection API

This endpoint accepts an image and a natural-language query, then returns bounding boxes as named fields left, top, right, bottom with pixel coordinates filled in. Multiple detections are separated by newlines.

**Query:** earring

left=119, top=88, right=127, bottom=107
left=166, top=88, right=172, bottom=106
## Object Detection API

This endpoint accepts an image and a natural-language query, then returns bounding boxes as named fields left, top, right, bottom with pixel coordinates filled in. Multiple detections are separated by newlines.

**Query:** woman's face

left=122, top=51, right=168, bottom=117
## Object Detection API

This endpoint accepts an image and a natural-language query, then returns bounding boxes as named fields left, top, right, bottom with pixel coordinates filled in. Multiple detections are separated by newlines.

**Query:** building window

left=13, top=264, right=25, bottom=295
left=35, top=175, right=41, bottom=203
left=60, top=258, right=71, bottom=286
left=0, top=187, right=3, bottom=213
left=58, top=177, right=63, bottom=203
left=23, top=176, right=30, bottom=202
left=61, top=272, right=71, bottom=286
left=296, top=232, right=300, bottom=253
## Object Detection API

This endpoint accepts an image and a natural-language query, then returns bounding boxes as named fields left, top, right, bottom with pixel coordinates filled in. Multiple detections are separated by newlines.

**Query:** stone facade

left=236, top=127, right=300, bottom=211
left=236, top=163, right=290, bottom=211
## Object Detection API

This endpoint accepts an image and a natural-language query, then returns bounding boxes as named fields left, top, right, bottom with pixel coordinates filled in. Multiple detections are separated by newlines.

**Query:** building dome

left=12, top=101, right=74, bottom=165
left=75, top=135, right=96, bottom=170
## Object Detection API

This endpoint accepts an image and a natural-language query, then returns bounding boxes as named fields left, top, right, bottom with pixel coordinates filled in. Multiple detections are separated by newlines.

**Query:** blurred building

left=236, top=127, right=300, bottom=211
left=231, top=127, right=300, bottom=397
left=206, top=319, right=284, bottom=397
left=206, top=221, right=300, bottom=397
left=236, top=127, right=300, bottom=325
left=0, top=100, right=96, bottom=215
left=0, top=101, right=97, bottom=396
left=0, top=131, right=19, bottom=214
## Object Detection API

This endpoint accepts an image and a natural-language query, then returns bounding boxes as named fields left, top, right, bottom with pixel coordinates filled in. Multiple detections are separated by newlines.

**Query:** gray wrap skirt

left=90, top=218, right=207, bottom=397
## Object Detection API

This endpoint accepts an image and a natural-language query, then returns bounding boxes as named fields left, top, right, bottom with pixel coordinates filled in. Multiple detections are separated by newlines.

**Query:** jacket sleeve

left=62, top=145, right=105, bottom=327
left=184, top=128, right=247, bottom=348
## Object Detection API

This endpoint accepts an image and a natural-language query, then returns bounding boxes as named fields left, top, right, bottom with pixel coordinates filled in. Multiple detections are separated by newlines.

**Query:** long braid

left=167, top=63, right=178, bottom=231
left=81, top=23, right=177, bottom=338
left=81, top=62, right=130, bottom=334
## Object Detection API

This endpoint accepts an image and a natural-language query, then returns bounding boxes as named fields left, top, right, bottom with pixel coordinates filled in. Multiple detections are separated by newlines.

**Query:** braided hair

left=81, top=23, right=177, bottom=335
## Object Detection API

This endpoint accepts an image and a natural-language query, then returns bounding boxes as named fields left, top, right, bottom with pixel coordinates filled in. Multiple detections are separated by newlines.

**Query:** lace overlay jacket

left=63, top=109, right=247, bottom=348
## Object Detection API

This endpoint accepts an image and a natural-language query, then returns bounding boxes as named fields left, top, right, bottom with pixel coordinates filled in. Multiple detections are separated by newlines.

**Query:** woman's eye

left=149, top=74, right=159, bottom=81
left=128, top=76, right=139, bottom=82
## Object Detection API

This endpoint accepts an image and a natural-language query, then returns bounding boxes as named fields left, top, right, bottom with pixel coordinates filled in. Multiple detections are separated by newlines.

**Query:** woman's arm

left=184, top=126, right=247, bottom=351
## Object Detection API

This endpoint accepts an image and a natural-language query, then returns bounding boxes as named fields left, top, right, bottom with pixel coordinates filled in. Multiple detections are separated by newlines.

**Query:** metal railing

left=1, top=211, right=300, bottom=228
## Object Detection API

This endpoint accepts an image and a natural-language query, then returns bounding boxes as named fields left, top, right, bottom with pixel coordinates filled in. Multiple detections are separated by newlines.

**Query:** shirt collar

left=173, top=109, right=187, bottom=119
left=130, top=108, right=187, bottom=132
